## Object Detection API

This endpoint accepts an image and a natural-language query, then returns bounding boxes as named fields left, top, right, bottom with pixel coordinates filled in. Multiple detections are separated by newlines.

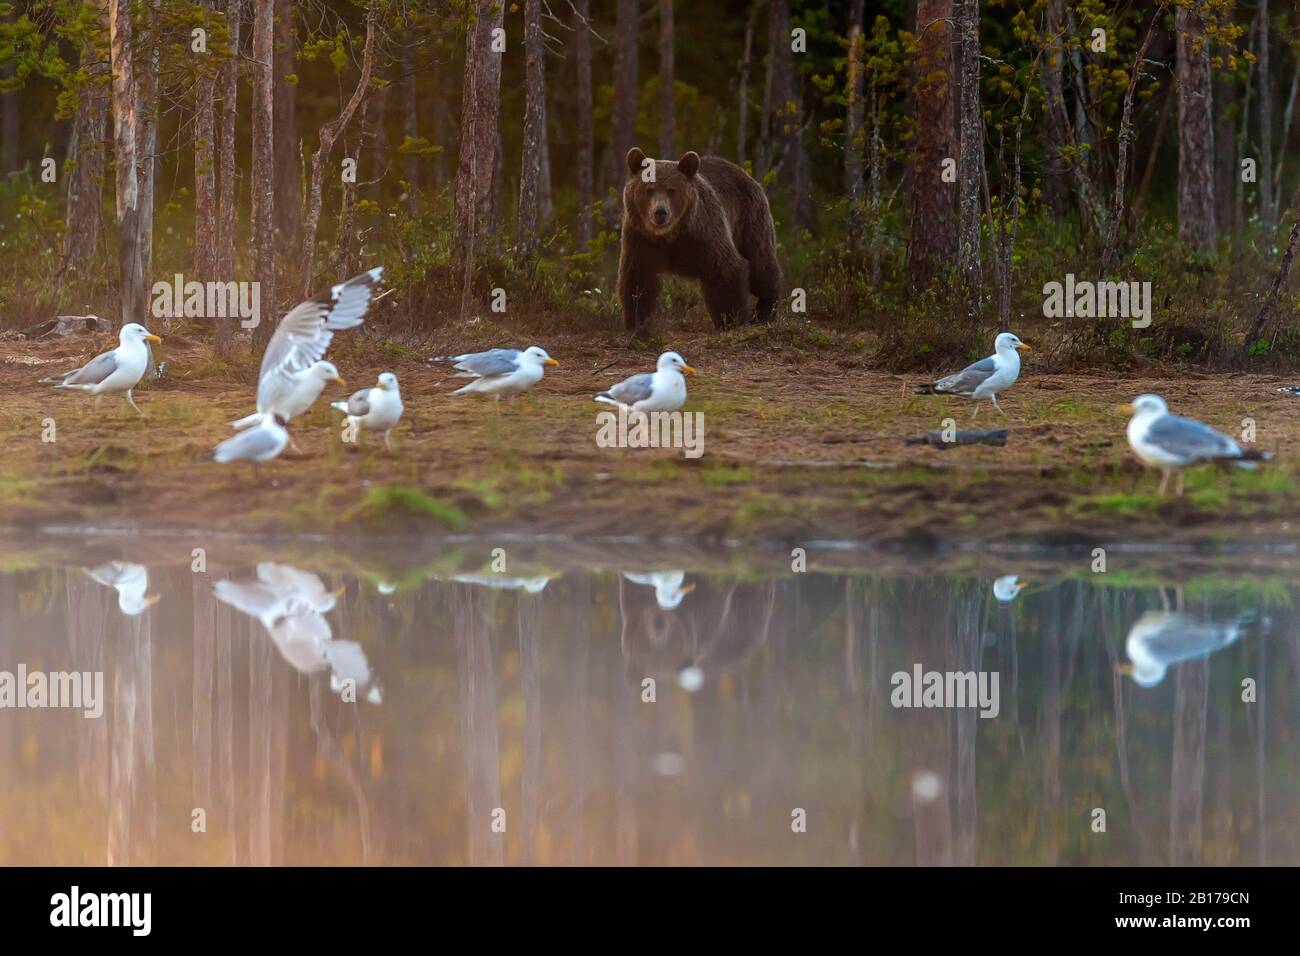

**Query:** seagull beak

left=335, top=376, right=347, bottom=387
left=681, top=365, right=697, bottom=376
left=145, top=334, right=162, bottom=344
left=678, top=582, right=696, bottom=596
left=1115, top=662, right=1135, bottom=676
left=1015, top=342, right=1030, bottom=352
left=1015, top=580, right=1029, bottom=593
left=545, top=358, right=559, bottom=366
left=1116, top=403, right=1135, bottom=415
left=142, top=593, right=162, bottom=607
left=332, top=585, right=347, bottom=598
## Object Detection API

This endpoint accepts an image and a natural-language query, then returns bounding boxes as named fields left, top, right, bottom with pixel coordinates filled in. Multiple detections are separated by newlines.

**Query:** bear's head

left=624, top=147, right=700, bottom=237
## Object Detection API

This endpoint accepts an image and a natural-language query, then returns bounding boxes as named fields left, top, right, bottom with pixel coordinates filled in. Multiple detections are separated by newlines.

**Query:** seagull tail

left=230, top=412, right=265, bottom=430
left=1231, top=448, right=1273, bottom=469
left=329, top=401, right=349, bottom=413
left=450, top=381, right=480, bottom=396
left=913, top=383, right=937, bottom=395
left=594, top=393, right=620, bottom=407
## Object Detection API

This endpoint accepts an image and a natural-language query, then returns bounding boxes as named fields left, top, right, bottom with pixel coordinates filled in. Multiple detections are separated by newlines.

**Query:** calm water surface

left=1, top=538, right=1296, bottom=865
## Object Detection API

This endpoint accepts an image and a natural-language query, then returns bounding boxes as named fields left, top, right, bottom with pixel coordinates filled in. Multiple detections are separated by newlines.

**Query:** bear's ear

left=626, top=147, right=647, bottom=177
left=677, top=152, right=700, bottom=179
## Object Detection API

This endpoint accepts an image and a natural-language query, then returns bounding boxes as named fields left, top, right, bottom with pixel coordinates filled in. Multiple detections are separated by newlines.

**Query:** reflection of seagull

left=622, top=571, right=695, bottom=610
left=914, top=331, right=1029, bottom=419
left=86, top=562, right=160, bottom=616
left=451, top=574, right=552, bottom=593
left=1120, top=394, right=1272, bottom=496
left=214, top=563, right=381, bottom=704
left=993, top=575, right=1027, bottom=603
left=1118, top=610, right=1262, bottom=688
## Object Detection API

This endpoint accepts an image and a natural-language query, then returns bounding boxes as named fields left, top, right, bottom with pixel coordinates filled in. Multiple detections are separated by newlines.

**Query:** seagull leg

left=126, top=390, right=144, bottom=416
left=288, top=436, right=303, bottom=454
left=1175, top=472, right=1185, bottom=497
left=1157, top=471, right=1170, bottom=495
left=969, top=402, right=981, bottom=423
left=992, top=394, right=1006, bottom=417
left=384, top=429, right=393, bottom=451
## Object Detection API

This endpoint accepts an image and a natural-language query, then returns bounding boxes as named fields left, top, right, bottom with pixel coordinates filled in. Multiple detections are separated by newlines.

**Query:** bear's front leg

left=618, top=235, right=662, bottom=333
left=701, top=268, right=750, bottom=330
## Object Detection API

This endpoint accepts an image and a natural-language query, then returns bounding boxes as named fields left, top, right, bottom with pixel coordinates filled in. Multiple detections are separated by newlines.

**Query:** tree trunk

left=737, top=2, right=759, bottom=165
left=250, top=0, right=275, bottom=346
left=516, top=0, right=545, bottom=255
left=1041, top=0, right=1071, bottom=217
left=337, top=98, right=368, bottom=279
left=300, top=0, right=378, bottom=298
left=0, top=7, right=16, bottom=175
left=611, top=0, right=639, bottom=184
left=845, top=0, right=866, bottom=196
left=401, top=38, right=419, bottom=213
left=955, top=0, right=982, bottom=316
left=137, top=0, right=160, bottom=300
left=273, top=0, right=300, bottom=252
left=452, top=0, right=505, bottom=316
left=1176, top=3, right=1217, bottom=254
left=756, top=3, right=775, bottom=181
left=1258, top=0, right=1274, bottom=229
left=65, top=30, right=108, bottom=271
left=109, top=0, right=143, bottom=331
left=195, top=0, right=218, bottom=284
left=574, top=0, right=594, bottom=245
left=907, top=0, right=956, bottom=288
left=216, top=0, right=241, bottom=357
left=659, top=0, right=675, bottom=158
left=771, top=0, right=814, bottom=231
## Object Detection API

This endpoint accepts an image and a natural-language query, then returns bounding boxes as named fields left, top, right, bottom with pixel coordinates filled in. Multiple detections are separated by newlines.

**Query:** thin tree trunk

left=610, top=0, right=639, bottom=185
left=574, top=0, right=594, bottom=245
left=1235, top=13, right=1259, bottom=238
left=1272, top=56, right=1300, bottom=211
left=737, top=2, right=759, bottom=165
left=250, top=0, right=275, bottom=346
left=658, top=0, right=675, bottom=158
left=65, top=29, right=108, bottom=271
left=401, top=39, right=419, bottom=213
left=274, top=0, right=301, bottom=255
left=1041, top=0, right=1071, bottom=217
left=955, top=0, right=982, bottom=316
left=907, top=0, right=956, bottom=287
left=845, top=0, right=866, bottom=245
left=0, top=7, right=17, bottom=175
left=1132, top=80, right=1176, bottom=226
left=300, top=0, right=378, bottom=298
left=337, top=98, right=368, bottom=279
left=216, top=0, right=241, bottom=357
left=1259, top=0, right=1274, bottom=230
left=137, top=0, right=160, bottom=300
left=109, top=0, right=143, bottom=331
left=1240, top=210, right=1300, bottom=353
left=771, top=0, right=814, bottom=230
left=516, top=0, right=545, bottom=255
left=1176, top=2, right=1217, bottom=254
left=756, top=3, right=775, bottom=182
left=195, top=0, right=218, bottom=284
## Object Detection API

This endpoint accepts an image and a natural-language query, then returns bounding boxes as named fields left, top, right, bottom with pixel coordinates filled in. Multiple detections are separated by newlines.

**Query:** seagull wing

left=213, top=579, right=285, bottom=620
left=255, top=267, right=383, bottom=411
left=602, top=372, right=655, bottom=405
left=1145, top=414, right=1240, bottom=462
left=213, top=423, right=285, bottom=463
left=53, top=349, right=119, bottom=387
left=932, top=356, right=997, bottom=396
left=344, top=387, right=373, bottom=416
left=451, top=349, right=522, bottom=378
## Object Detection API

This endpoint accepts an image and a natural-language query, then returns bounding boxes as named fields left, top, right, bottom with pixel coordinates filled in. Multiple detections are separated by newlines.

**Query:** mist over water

left=1, top=540, right=1296, bottom=866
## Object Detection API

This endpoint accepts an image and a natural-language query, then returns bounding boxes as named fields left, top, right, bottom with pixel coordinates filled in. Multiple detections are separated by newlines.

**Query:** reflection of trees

left=453, top=584, right=502, bottom=866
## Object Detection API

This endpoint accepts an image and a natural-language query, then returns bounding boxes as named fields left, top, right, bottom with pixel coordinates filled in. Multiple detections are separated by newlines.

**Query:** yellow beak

left=335, top=376, right=347, bottom=387
left=681, top=365, right=697, bottom=376
left=1115, top=662, right=1135, bottom=676
left=142, top=593, right=162, bottom=607
left=545, top=358, right=559, bottom=366
left=678, top=582, right=696, bottom=596
left=1116, top=403, right=1135, bottom=415
left=145, top=334, right=162, bottom=344
left=1015, top=342, right=1030, bottom=352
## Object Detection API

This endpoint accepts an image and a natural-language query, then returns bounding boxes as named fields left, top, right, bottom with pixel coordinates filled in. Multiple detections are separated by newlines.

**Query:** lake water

left=0, top=536, right=1296, bottom=865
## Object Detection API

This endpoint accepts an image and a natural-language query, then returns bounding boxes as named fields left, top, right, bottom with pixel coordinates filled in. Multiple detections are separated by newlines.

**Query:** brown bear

left=618, top=147, right=781, bottom=332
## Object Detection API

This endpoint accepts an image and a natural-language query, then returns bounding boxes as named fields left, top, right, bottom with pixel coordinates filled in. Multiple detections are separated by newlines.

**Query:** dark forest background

left=2, top=0, right=1299, bottom=367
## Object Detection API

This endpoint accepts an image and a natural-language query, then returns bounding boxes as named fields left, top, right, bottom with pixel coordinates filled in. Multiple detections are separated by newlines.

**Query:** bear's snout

left=651, top=202, right=671, bottom=226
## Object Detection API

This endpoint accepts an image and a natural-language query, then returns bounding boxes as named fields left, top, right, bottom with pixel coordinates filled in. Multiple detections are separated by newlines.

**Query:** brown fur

left=618, top=147, right=781, bottom=332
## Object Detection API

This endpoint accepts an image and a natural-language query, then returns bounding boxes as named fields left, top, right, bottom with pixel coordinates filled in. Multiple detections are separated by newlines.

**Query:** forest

left=0, top=0, right=1298, bottom=369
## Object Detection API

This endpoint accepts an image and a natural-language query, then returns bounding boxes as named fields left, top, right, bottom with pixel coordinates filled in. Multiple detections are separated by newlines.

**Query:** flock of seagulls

left=41, top=269, right=1276, bottom=497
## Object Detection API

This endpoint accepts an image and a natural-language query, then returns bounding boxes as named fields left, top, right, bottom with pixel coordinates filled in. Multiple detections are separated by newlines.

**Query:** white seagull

left=432, top=346, right=559, bottom=399
left=213, top=413, right=290, bottom=474
left=332, top=372, right=404, bottom=449
left=1118, top=610, right=1260, bottom=688
left=1120, top=394, right=1271, bottom=496
left=915, top=331, right=1030, bottom=419
left=992, top=575, right=1028, bottom=603
left=595, top=351, right=695, bottom=413
left=86, top=562, right=160, bottom=616
left=622, top=571, right=696, bottom=610
left=44, top=322, right=162, bottom=414
left=232, top=267, right=382, bottom=429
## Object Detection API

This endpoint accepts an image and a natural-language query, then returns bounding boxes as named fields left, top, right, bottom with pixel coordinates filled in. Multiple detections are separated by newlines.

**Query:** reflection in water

left=992, top=574, right=1027, bottom=603
left=1, top=548, right=1297, bottom=866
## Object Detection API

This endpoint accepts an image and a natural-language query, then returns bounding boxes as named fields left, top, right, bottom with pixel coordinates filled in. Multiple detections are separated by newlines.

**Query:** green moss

left=342, top=484, right=466, bottom=530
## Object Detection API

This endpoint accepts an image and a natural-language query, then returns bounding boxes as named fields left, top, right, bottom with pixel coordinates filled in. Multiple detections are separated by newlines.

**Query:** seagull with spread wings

left=914, top=331, right=1029, bottom=419
left=43, top=322, right=162, bottom=415
left=430, top=345, right=558, bottom=399
left=231, top=267, right=383, bottom=433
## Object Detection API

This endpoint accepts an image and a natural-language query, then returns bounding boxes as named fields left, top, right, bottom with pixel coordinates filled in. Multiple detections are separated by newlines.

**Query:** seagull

left=1117, top=610, right=1262, bottom=688
left=231, top=360, right=346, bottom=433
left=86, top=562, right=160, bottom=616
left=595, top=351, right=695, bottom=413
left=214, top=563, right=381, bottom=704
left=213, top=412, right=290, bottom=476
left=234, top=267, right=382, bottom=428
left=43, top=322, right=162, bottom=414
left=992, top=575, right=1027, bottom=603
left=1119, top=394, right=1272, bottom=496
left=432, top=346, right=558, bottom=399
left=450, top=574, right=553, bottom=593
left=332, top=372, right=404, bottom=449
left=622, top=571, right=696, bottom=610
left=914, top=331, right=1029, bottom=419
